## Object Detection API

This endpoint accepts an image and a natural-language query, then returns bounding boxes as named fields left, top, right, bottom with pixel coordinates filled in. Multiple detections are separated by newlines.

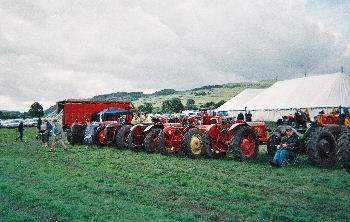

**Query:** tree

left=28, top=102, right=44, bottom=118
left=215, top=100, right=226, bottom=108
left=162, top=97, right=184, bottom=113
left=201, top=101, right=215, bottom=108
left=143, top=102, right=153, bottom=113
left=186, top=99, right=197, bottom=110
left=138, top=105, right=144, bottom=112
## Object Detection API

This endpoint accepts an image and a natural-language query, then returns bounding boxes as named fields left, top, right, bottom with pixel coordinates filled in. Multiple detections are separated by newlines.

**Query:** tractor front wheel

left=144, top=128, right=161, bottom=153
left=182, top=128, right=204, bottom=158
left=307, top=127, right=337, bottom=167
left=94, top=126, right=106, bottom=147
left=337, top=130, right=350, bottom=172
left=230, top=126, right=259, bottom=161
left=115, top=125, right=132, bottom=149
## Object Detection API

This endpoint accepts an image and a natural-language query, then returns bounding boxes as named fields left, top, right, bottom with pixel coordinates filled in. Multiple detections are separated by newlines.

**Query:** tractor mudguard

left=207, top=124, right=218, bottom=138
left=130, top=124, right=142, bottom=135
left=144, top=124, right=163, bottom=134
left=228, top=123, right=248, bottom=135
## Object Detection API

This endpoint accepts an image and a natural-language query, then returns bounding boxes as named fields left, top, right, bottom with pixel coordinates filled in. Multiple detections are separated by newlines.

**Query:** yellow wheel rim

left=190, top=134, right=202, bottom=154
left=344, top=117, right=350, bottom=127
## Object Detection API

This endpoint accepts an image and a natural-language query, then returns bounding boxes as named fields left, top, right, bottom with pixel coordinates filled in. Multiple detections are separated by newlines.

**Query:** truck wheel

left=127, top=132, right=140, bottom=151
left=144, top=128, right=161, bottom=153
left=231, top=126, right=259, bottom=161
left=115, top=125, right=132, bottom=149
left=202, top=131, right=226, bottom=158
left=182, top=128, right=204, bottom=158
left=158, top=131, right=172, bottom=155
left=307, top=127, right=337, bottom=167
left=337, top=130, right=350, bottom=172
left=94, top=126, right=106, bottom=147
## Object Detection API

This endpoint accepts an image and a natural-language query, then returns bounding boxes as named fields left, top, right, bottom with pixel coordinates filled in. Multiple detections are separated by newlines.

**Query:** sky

left=0, top=0, right=350, bottom=112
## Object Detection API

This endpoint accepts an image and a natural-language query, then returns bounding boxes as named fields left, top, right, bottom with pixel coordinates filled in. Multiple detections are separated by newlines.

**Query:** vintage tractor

left=202, top=121, right=268, bottom=161
left=267, top=109, right=350, bottom=170
left=156, top=108, right=224, bottom=158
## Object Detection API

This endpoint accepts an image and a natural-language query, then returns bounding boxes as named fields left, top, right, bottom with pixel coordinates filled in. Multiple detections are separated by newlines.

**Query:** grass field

left=0, top=127, right=349, bottom=221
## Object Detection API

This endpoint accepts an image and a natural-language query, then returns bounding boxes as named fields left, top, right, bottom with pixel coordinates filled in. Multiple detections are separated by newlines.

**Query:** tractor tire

left=157, top=131, right=174, bottom=155
left=94, top=126, right=106, bottom=147
left=276, top=119, right=283, bottom=127
left=182, top=128, right=205, bottom=158
left=300, top=125, right=319, bottom=155
left=202, top=131, right=226, bottom=158
left=266, top=124, right=290, bottom=156
left=307, top=127, right=337, bottom=167
left=337, top=130, right=350, bottom=172
left=230, top=125, right=259, bottom=161
left=127, top=132, right=141, bottom=152
left=115, top=125, right=132, bottom=149
left=144, top=128, right=161, bottom=153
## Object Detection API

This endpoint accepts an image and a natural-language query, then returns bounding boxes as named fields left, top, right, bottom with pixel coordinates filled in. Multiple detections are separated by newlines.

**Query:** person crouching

left=270, top=127, right=299, bottom=167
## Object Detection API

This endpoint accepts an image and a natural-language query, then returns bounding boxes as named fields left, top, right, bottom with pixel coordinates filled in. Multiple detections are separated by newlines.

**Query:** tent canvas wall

left=217, top=73, right=350, bottom=121
left=216, top=88, right=265, bottom=111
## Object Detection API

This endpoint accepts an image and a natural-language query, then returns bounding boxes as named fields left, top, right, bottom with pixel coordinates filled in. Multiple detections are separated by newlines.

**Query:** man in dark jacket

left=16, top=119, right=24, bottom=142
left=237, top=112, right=244, bottom=121
left=71, top=119, right=80, bottom=145
left=270, top=127, right=300, bottom=167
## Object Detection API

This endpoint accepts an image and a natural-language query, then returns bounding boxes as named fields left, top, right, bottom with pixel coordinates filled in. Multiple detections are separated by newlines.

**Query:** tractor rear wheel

left=231, top=125, right=259, bottom=161
left=157, top=131, right=175, bottom=155
left=115, top=125, right=132, bottom=149
left=307, top=127, right=337, bottom=167
left=202, top=131, right=226, bottom=158
left=182, top=128, right=204, bottom=158
left=66, top=128, right=73, bottom=145
left=266, top=124, right=289, bottom=156
left=340, top=114, right=350, bottom=127
left=127, top=132, right=140, bottom=151
left=94, top=126, right=106, bottom=147
left=144, top=128, right=161, bottom=153
left=337, top=130, right=350, bottom=172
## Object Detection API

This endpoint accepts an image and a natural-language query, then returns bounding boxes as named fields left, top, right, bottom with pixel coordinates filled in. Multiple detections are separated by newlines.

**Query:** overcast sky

left=1, top=0, right=349, bottom=112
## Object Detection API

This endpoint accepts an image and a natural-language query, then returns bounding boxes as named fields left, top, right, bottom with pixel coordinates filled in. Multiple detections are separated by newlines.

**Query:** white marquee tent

left=217, top=73, right=350, bottom=121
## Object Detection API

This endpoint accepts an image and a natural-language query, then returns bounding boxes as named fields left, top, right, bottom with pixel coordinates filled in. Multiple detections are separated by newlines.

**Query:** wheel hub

left=190, top=134, right=202, bottom=154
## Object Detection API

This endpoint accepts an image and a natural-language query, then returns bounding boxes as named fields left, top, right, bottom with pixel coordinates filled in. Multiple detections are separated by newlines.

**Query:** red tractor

left=127, top=117, right=167, bottom=152
left=157, top=108, right=268, bottom=160
left=94, top=109, right=138, bottom=147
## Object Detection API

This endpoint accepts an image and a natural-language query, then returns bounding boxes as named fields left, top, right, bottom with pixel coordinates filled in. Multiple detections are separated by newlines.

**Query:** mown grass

left=0, top=127, right=349, bottom=221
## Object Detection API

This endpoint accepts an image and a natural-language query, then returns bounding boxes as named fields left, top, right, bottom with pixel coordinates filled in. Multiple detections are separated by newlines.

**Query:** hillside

left=45, top=79, right=276, bottom=114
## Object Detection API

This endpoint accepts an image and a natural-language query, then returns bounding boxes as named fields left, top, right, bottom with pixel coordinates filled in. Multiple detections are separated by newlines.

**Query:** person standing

left=16, top=119, right=24, bottom=142
left=245, top=111, right=252, bottom=122
left=40, top=119, right=49, bottom=147
left=84, top=119, right=94, bottom=149
left=71, top=119, right=80, bottom=145
left=37, top=117, right=42, bottom=133
left=49, top=119, right=67, bottom=152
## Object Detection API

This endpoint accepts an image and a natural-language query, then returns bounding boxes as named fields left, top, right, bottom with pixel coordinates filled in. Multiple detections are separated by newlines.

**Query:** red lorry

left=57, top=100, right=134, bottom=130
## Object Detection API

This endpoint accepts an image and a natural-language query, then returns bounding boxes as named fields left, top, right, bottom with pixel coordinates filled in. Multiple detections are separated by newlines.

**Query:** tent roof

left=245, top=73, right=350, bottom=110
left=91, top=107, right=131, bottom=121
left=216, top=88, right=264, bottom=111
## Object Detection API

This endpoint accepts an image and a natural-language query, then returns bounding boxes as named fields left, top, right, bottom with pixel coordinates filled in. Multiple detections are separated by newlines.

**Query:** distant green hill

left=45, top=79, right=276, bottom=114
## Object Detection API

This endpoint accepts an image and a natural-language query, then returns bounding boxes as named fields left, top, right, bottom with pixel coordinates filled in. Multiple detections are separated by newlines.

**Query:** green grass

left=0, top=127, right=349, bottom=221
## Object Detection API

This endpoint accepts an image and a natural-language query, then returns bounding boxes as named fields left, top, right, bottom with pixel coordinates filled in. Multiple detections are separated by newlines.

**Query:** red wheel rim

left=241, top=133, right=255, bottom=157
left=99, top=130, right=105, bottom=144
left=152, top=135, right=158, bottom=147
left=123, top=132, right=129, bottom=143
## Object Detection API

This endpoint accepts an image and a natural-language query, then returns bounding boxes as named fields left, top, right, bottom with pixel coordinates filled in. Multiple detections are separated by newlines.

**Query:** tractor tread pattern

left=182, top=128, right=204, bottom=159
left=144, top=128, right=161, bottom=153
left=127, top=132, right=140, bottom=152
left=307, top=127, right=337, bottom=167
left=230, top=125, right=259, bottom=161
left=337, top=130, right=350, bottom=172
left=115, top=125, right=132, bottom=149
left=94, top=126, right=106, bottom=147
left=157, top=130, right=173, bottom=155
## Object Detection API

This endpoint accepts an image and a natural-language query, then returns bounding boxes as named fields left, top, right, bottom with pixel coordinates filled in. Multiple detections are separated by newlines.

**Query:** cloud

left=0, top=0, right=349, bottom=111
